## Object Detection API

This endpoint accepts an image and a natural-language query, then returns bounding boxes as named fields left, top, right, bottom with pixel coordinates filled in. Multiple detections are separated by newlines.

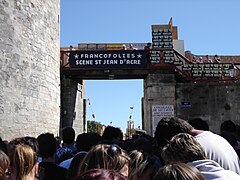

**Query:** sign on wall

left=152, top=28, right=173, bottom=49
left=150, top=50, right=161, bottom=64
left=152, top=105, right=174, bottom=135
left=182, top=63, right=235, bottom=77
left=69, top=50, right=146, bottom=69
left=181, top=102, right=192, bottom=108
left=163, top=50, right=175, bottom=63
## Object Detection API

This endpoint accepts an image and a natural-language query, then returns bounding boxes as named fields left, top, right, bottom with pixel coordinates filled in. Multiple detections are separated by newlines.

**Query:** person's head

left=78, top=144, right=130, bottom=177
left=129, top=150, right=147, bottom=180
left=133, top=134, right=158, bottom=154
left=0, top=150, right=9, bottom=180
left=220, top=120, right=236, bottom=134
left=220, top=120, right=238, bottom=147
left=129, top=150, right=159, bottom=180
left=153, top=162, right=205, bottom=180
left=0, top=138, right=8, bottom=155
left=154, top=117, right=193, bottom=148
left=37, top=133, right=57, bottom=158
left=10, top=144, right=38, bottom=180
left=62, top=127, right=75, bottom=144
left=161, top=133, right=206, bottom=164
left=67, top=152, right=88, bottom=180
left=102, top=126, right=123, bottom=144
left=188, top=118, right=209, bottom=131
left=24, top=136, right=39, bottom=155
left=75, top=133, right=101, bottom=152
left=133, top=137, right=153, bottom=154
left=76, top=168, right=127, bottom=180
left=8, top=137, right=39, bottom=161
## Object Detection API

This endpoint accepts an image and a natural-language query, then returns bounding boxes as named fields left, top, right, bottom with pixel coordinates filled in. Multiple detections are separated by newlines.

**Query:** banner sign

left=150, top=50, right=161, bottom=64
left=152, top=29, right=173, bottom=49
left=181, top=102, right=192, bottom=108
left=163, top=50, right=175, bottom=63
left=69, top=50, right=146, bottom=69
left=149, top=50, right=182, bottom=65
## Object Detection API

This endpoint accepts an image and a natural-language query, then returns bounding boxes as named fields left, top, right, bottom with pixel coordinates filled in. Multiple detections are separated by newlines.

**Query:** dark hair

left=67, top=152, right=87, bottom=180
left=76, top=168, right=127, bottom=180
left=62, top=127, right=75, bottom=144
left=153, top=162, right=205, bottom=180
left=132, top=134, right=158, bottom=154
left=102, top=126, right=123, bottom=143
left=8, top=137, right=38, bottom=158
left=55, top=136, right=62, bottom=149
left=37, top=133, right=57, bottom=158
left=220, top=120, right=236, bottom=132
left=154, top=117, right=193, bottom=148
left=76, top=133, right=101, bottom=152
left=188, top=118, right=209, bottom=131
left=24, top=136, right=39, bottom=154
left=0, top=138, right=8, bottom=155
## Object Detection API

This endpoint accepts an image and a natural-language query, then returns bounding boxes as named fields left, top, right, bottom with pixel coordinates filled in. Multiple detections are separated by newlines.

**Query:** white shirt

left=188, top=159, right=240, bottom=179
left=195, top=131, right=240, bottom=174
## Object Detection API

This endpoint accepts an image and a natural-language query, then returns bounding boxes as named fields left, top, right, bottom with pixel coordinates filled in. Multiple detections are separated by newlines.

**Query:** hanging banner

left=68, top=50, right=146, bottom=69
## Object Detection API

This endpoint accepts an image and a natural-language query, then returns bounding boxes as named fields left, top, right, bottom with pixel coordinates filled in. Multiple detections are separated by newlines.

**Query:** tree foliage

left=87, top=120, right=104, bottom=134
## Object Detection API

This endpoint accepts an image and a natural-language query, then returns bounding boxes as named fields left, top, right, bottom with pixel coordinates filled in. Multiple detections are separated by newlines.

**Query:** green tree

left=87, top=120, right=104, bottom=134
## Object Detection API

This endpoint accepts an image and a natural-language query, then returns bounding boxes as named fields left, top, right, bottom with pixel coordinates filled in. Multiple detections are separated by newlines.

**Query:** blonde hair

left=153, top=162, right=205, bottom=180
left=11, top=144, right=37, bottom=180
left=128, top=150, right=148, bottom=180
left=78, top=144, right=130, bottom=176
left=161, top=133, right=206, bottom=164
left=0, top=150, right=10, bottom=180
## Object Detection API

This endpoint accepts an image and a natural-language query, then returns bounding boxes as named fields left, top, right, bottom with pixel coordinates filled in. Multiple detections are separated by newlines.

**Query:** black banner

left=69, top=50, right=146, bottom=69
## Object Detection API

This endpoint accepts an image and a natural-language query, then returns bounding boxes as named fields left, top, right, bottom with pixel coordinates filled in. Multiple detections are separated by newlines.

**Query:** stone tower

left=0, top=0, right=60, bottom=140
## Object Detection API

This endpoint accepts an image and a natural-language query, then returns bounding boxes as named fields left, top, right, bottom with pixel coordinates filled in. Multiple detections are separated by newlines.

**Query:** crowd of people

left=192, top=55, right=222, bottom=64
left=0, top=117, right=240, bottom=180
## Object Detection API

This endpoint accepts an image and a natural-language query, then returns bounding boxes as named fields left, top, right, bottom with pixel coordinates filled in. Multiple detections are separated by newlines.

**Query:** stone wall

left=0, top=0, right=60, bottom=140
left=176, top=82, right=240, bottom=133
left=143, top=73, right=240, bottom=135
left=143, top=72, right=176, bottom=135
left=60, top=76, right=85, bottom=136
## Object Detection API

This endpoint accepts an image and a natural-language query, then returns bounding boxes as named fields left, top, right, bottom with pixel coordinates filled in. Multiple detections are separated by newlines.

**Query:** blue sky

left=60, top=0, right=240, bottom=133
